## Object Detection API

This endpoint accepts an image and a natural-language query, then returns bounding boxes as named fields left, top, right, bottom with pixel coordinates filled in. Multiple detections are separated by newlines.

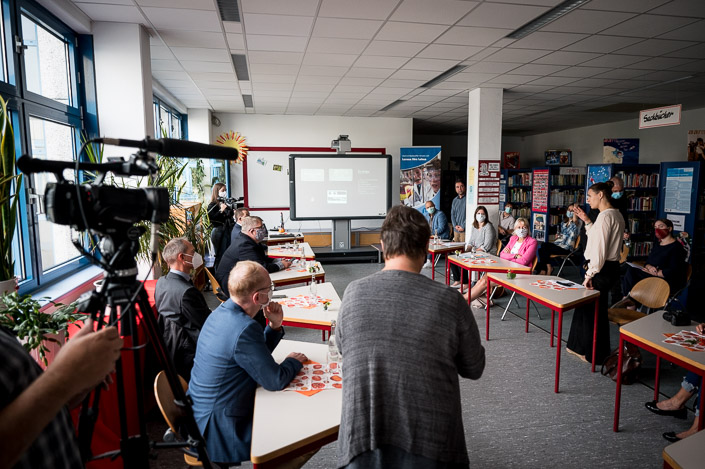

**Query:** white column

left=93, top=22, right=154, bottom=158
left=466, top=87, right=503, bottom=229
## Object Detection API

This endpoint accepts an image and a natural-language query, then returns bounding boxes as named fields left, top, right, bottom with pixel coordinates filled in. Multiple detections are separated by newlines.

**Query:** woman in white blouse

left=567, top=182, right=625, bottom=364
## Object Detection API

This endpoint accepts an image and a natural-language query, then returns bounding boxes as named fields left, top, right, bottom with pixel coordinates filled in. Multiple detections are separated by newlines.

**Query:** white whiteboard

left=246, top=150, right=291, bottom=208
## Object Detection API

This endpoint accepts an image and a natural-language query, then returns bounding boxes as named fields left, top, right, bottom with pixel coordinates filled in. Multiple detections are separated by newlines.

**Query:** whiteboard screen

left=290, top=154, right=391, bottom=220
left=246, top=151, right=290, bottom=208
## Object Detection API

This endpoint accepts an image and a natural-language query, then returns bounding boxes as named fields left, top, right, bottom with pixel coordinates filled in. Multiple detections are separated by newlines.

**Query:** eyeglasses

left=256, top=282, right=275, bottom=293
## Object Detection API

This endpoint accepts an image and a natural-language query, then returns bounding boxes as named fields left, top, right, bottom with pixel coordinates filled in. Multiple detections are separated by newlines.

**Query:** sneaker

left=422, top=260, right=432, bottom=269
left=451, top=282, right=462, bottom=289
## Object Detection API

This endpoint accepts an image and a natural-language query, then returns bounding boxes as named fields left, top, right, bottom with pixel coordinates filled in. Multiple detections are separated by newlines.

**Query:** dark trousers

left=450, top=264, right=468, bottom=283
left=567, top=260, right=619, bottom=364
left=211, top=225, right=230, bottom=270
left=536, top=243, right=570, bottom=273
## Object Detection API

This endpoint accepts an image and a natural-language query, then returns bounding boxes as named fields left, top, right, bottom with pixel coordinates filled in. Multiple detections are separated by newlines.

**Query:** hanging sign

left=639, top=104, right=681, bottom=129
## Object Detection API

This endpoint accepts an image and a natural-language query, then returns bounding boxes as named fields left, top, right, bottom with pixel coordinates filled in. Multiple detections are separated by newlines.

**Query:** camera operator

left=208, top=183, right=234, bottom=270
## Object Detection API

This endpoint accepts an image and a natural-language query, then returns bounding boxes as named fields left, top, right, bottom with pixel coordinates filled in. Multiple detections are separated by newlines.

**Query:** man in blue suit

left=230, top=207, right=250, bottom=244
left=189, top=261, right=308, bottom=465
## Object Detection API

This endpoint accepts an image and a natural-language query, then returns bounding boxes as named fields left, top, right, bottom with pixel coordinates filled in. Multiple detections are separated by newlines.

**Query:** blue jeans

left=682, top=371, right=701, bottom=416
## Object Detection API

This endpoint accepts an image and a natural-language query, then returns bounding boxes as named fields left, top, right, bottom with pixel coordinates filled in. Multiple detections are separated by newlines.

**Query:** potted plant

left=0, top=291, right=83, bottom=367
left=0, top=95, right=20, bottom=294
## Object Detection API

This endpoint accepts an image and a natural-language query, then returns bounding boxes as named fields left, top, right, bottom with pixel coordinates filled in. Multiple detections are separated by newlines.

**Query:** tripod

left=76, top=227, right=212, bottom=469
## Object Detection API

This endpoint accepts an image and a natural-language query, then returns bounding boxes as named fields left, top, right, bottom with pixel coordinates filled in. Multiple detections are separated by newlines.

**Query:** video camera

left=217, top=196, right=239, bottom=209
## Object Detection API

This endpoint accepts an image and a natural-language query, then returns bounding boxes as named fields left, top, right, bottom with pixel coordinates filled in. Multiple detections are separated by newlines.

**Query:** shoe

left=451, top=282, right=461, bottom=288
left=566, top=347, right=588, bottom=363
left=644, top=401, right=688, bottom=419
left=662, top=432, right=681, bottom=443
left=422, top=260, right=431, bottom=269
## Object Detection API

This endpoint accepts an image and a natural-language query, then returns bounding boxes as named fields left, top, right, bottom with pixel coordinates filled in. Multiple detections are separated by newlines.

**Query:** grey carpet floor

left=147, top=261, right=695, bottom=468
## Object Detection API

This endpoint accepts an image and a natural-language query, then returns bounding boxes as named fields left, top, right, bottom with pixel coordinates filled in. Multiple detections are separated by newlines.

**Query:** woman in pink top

left=465, top=218, right=537, bottom=306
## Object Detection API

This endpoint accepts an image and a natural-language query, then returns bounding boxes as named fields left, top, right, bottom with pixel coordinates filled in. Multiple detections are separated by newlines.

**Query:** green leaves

left=0, top=95, right=21, bottom=282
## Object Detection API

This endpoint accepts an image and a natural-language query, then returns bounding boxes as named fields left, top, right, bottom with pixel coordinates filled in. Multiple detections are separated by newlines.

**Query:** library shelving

left=530, top=166, right=585, bottom=243
left=500, top=169, right=532, bottom=220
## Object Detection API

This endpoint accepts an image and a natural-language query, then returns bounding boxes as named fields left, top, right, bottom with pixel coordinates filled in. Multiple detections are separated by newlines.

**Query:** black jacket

left=216, top=232, right=281, bottom=297
left=155, top=271, right=211, bottom=380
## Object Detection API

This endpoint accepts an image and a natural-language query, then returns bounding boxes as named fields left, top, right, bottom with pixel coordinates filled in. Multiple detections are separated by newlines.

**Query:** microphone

left=97, top=137, right=239, bottom=160
left=17, top=154, right=70, bottom=175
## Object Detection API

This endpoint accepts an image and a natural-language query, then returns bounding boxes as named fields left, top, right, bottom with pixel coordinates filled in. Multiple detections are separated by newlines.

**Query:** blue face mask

left=612, top=191, right=623, bottom=199
left=566, top=211, right=573, bottom=218
left=505, top=207, right=512, bottom=214
left=427, top=207, right=435, bottom=215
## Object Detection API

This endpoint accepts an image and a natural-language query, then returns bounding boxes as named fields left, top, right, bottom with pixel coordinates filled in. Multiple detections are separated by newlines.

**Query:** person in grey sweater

left=450, top=205, right=497, bottom=288
left=337, top=205, right=486, bottom=469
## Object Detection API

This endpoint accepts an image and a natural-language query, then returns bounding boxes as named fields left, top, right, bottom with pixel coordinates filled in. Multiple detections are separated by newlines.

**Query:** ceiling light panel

left=242, top=13, right=314, bottom=36
left=241, top=0, right=319, bottom=16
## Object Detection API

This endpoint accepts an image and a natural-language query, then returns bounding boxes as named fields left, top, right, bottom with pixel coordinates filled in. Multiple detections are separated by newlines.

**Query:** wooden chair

left=619, top=243, right=630, bottom=264
left=496, top=239, right=503, bottom=256
left=204, top=268, right=228, bottom=303
left=552, top=234, right=581, bottom=277
left=154, top=371, right=203, bottom=467
left=608, top=277, right=670, bottom=326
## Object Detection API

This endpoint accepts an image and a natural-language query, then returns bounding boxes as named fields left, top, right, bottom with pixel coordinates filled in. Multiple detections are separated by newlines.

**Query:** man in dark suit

left=155, top=237, right=212, bottom=380
left=216, top=216, right=292, bottom=296
left=230, top=207, right=250, bottom=244
left=189, top=261, right=307, bottom=465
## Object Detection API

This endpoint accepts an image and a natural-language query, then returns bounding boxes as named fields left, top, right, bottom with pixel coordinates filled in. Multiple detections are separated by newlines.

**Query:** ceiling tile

left=226, top=33, right=245, bottom=50
left=171, top=47, right=230, bottom=62
left=446, top=71, right=499, bottom=82
left=307, top=37, right=369, bottom=55
left=509, top=32, right=588, bottom=50
left=486, top=48, right=551, bottom=63
left=526, top=76, right=581, bottom=86
left=639, top=70, right=694, bottom=82
left=675, top=60, right=705, bottom=72
left=319, top=0, right=399, bottom=20
left=188, top=72, right=236, bottom=81
left=158, top=30, right=226, bottom=48
left=615, top=39, right=698, bottom=56
left=390, top=0, right=478, bottom=25
left=180, top=61, right=232, bottom=73
left=222, top=21, right=242, bottom=33
left=403, top=57, right=460, bottom=71
left=249, top=74, right=297, bottom=83
left=377, top=22, right=448, bottom=42
left=297, top=75, right=341, bottom=85
left=578, top=54, right=650, bottom=68
left=142, top=7, right=220, bottom=31
left=355, top=55, right=410, bottom=69
left=137, top=0, right=215, bottom=8
left=75, top=3, right=144, bottom=23
left=459, top=2, right=548, bottom=29
left=389, top=69, right=441, bottom=80
left=303, top=53, right=358, bottom=67
left=193, top=80, right=238, bottom=89
left=591, top=68, right=649, bottom=79
left=531, top=51, right=602, bottom=65
left=150, top=45, right=173, bottom=60
left=334, top=85, right=375, bottom=93
left=435, top=26, right=511, bottom=47
left=241, top=0, right=319, bottom=16
left=382, top=79, right=426, bottom=88
left=550, top=66, right=612, bottom=78
left=664, top=43, right=705, bottom=59
left=582, top=1, right=669, bottom=14
left=242, top=13, right=314, bottom=36
left=250, top=63, right=300, bottom=74
left=338, top=77, right=385, bottom=86
left=151, top=59, right=184, bottom=71
left=312, top=18, right=383, bottom=39
left=624, top=57, right=695, bottom=70
left=567, top=78, right=621, bottom=88
left=479, top=74, right=538, bottom=84
left=246, top=35, right=308, bottom=52
left=364, top=41, right=427, bottom=57
left=465, top=62, right=521, bottom=73
left=248, top=51, right=303, bottom=65
left=417, top=44, right=484, bottom=60
left=507, top=63, right=567, bottom=75
left=658, top=19, right=705, bottom=41
left=298, top=65, right=350, bottom=76
left=649, top=0, right=705, bottom=18
left=541, top=10, right=635, bottom=34
left=600, top=14, right=697, bottom=38
left=562, top=35, right=643, bottom=53
left=345, top=68, right=395, bottom=78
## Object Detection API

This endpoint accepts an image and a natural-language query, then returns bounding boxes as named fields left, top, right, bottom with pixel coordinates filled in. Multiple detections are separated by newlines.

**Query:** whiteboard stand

left=332, top=219, right=351, bottom=251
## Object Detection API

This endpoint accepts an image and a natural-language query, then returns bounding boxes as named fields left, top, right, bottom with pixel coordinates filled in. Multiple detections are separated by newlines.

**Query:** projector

left=331, top=135, right=351, bottom=153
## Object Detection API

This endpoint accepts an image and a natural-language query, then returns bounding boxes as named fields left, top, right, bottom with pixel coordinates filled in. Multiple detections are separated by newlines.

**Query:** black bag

left=600, top=343, right=642, bottom=385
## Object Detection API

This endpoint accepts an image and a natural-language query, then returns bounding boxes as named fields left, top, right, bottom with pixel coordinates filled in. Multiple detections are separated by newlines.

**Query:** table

left=613, top=312, right=705, bottom=433
left=427, top=240, right=465, bottom=280
left=446, top=253, right=532, bottom=303
left=267, top=242, right=316, bottom=260
left=270, top=260, right=325, bottom=287
left=663, top=428, right=705, bottom=469
left=486, top=274, right=600, bottom=393
left=276, top=282, right=341, bottom=340
left=266, top=233, right=305, bottom=246
left=251, top=340, right=342, bottom=468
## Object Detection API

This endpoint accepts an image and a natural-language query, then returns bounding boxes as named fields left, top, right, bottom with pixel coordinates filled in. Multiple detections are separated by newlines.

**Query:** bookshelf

left=548, top=167, right=586, bottom=239
left=500, top=169, right=532, bottom=220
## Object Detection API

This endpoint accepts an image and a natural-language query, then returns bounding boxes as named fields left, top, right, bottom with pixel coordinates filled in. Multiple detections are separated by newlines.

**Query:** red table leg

left=550, top=310, right=555, bottom=347
left=445, top=257, right=450, bottom=285
left=591, top=298, right=598, bottom=373
left=654, top=357, right=661, bottom=401
left=431, top=252, right=436, bottom=280
left=485, top=278, right=492, bottom=340
left=614, top=336, right=625, bottom=431
left=525, top=297, right=530, bottom=333
left=699, top=375, right=705, bottom=431
left=555, top=310, right=562, bottom=393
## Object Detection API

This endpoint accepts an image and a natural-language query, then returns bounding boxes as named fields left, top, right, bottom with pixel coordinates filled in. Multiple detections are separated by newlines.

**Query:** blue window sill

left=32, top=265, right=104, bottom=311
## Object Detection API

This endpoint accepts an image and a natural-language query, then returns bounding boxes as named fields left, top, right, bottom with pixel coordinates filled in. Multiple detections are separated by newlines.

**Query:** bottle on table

left=328, top=320, right=339, bottom=362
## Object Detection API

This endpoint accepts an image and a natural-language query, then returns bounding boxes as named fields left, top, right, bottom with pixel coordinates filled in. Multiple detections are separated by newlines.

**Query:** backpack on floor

left=600, top=343, right=642, bottom=385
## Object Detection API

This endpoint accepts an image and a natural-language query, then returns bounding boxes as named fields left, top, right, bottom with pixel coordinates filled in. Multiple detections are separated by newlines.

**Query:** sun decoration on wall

left=216, top=131, right=247, bottom=163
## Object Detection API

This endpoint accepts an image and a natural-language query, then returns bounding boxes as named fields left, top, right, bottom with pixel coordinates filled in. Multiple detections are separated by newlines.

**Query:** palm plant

left=0, top=96, right=21, bottom=283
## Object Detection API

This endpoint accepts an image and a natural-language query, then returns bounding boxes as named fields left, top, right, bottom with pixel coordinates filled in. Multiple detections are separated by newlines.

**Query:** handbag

left=600, top=343, right=642, bottom=385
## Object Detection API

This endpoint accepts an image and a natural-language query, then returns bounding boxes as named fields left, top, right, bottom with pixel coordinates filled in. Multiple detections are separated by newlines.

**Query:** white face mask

left=184, top=252, right=203, bottom=270
left=516, top=228, right=528, bottom=238
left=476, top=214, right=486, bottom=223
left=219, top=190, right=227, bottom=197
left=258, top=288, right=273, bottom=307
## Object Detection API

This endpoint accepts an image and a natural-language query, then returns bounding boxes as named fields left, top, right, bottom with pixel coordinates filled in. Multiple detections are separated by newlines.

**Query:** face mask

left=566, top=211, right=573, bottom=218
left=254, top=226, right=267, bottom=242
left=505, top=207, right=512, bottom=214
left=655, top=228, right=669, bottom=240
left=612, top=191, right=623, bottom=199
left=184, top=252, right=203, bottom=270
left=257, top=288, right=273, bottom=307
left=427, top=207, right=435, bottom=215
left=219, top=190, right=227, bottom=197
left=476, top=214, right=486, bottom=223
left=516, top=228, right=528, bottom=238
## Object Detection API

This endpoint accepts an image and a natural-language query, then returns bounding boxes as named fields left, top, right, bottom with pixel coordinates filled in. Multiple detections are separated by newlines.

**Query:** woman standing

left=207, top=183, right=234, bottom=270
left=567, top=183, right=625, bottom=364
left=450, top=206, right=496, bottom=288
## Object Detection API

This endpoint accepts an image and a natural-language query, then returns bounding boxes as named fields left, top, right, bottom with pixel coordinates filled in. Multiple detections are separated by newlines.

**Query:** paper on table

left=530, top=279, right=585, bottom=290
left=663, top=330, right=705, bottom=352
left=285, top=361, right=342, bottom=396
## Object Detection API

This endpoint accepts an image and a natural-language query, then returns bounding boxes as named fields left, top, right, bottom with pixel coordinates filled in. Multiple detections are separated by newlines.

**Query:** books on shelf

left=628, top=195, right=656, bottom=211
left=507, top=173, right=532, bottom=186
left=511, top=207, right=531, bottom=219
left=550, top=173, right=585, bottom=186
left=509, top=188, right=531, bottom=203
left=549, top=189, right=585, bottom=207
left=616, top=171, right=659, bottom=188
left=629, top=241, right=653, bottom=258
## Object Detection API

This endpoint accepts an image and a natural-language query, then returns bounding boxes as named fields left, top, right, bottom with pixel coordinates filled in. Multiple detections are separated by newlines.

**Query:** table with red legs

left=486, top=274, right=600, bottom=393
left=613, top=312, right=705, bottom=433
left=446, top=253, right=531, bottom=304
left=270, top=261, right=325, bottom=287
left=427, top=241, right=465, bottom=280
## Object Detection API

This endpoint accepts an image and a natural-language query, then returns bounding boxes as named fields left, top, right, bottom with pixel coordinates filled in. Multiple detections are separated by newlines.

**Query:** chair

left=496, top=239, right=503, bottom=256
left=619, top=243, right=630, bottom=264
left=154, top=371, right=203, bottom=467
left=608, top=277, right=670, bottom=326
left=204, top=268, right=228, bottom=303
left=501, top=257, right=541, bottom=321
left=552, top=235, right=581, bottom=277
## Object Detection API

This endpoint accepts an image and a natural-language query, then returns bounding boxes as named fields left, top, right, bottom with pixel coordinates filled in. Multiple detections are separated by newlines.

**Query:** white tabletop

left=251, top=340, right=342, bottom=464
left=620, top=312, right=705, bottom=371
left=662, top=426, right=705, bottom=469
left=449, top=253, right=532, bottom=274
left=487, top=274, right=600, bottom=310
left=266, top=233, right=304, bottom=244
left=269, top=261, right=325, bottom=286
left=267, top=242, right=316, bottom=259
left=428, top=241, right=466, bottom=253
left=275, top=282, right=341, bottom=326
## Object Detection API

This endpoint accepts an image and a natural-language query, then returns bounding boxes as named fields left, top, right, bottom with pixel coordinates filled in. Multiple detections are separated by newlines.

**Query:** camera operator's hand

left=219, top=202, right=227, bottom=212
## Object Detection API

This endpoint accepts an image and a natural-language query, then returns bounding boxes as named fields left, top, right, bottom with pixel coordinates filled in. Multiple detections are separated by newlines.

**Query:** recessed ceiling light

left=506, top=0, right=591, bottom=40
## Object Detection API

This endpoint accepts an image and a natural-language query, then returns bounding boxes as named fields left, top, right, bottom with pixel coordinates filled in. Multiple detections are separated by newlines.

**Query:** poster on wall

left=664, top=167, right=694, bottom=214
left=532, top=213, right=546, bottom=242
left=503, top=152, right=520, bottom=169
left=400, top=146, right=441, bottom=211
left=687, top=130, right=705, bottom=162
left=532, top=169, right=549, bottom=213
left=545, top=150, right=572, bottom=166
left=467, top=165, right=476, bottom=208
left=587, top=164, right=611, bottom=186
left=603, top=139, right=639, bottom=165
left=477, top=160, right=501, bottom=205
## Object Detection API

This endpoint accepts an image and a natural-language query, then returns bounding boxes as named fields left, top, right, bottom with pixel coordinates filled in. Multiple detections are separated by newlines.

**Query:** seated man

left=155, top=237, right=212, bottom=380
left=422, top=200, right=450, bottom=269
left=189, top=261, right=307, bottom=465
left=230, top=207, right=250, bottom=244
left=497, top=201, right=516, bottom=244
left=337, top=205, right=485, bottom=468
left=216, top=216, right=292, bottom=297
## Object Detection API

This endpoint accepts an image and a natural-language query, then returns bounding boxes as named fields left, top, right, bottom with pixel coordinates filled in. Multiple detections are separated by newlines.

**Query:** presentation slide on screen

left=292, top=155, right=390, bottom=219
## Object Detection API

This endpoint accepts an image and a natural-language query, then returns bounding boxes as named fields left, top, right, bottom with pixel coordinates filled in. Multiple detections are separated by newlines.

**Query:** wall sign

left=639, top=104, right=681, bottom=129
left=532, top=169, right=549, bottom=213
left=477, top=160, right=500, bottom=205
left=603, top=138, right=639, bottom=165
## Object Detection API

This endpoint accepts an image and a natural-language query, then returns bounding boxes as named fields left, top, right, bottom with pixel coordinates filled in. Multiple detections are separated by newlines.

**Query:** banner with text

left=477, top=160, right=501, bottom=205
left=400, top=146, right=441, bottom=211
left=639, top=104, right=681, bottom=129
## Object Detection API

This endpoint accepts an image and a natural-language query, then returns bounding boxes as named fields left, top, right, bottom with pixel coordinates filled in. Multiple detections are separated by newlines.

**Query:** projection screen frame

left=289, top=154, right=392, bottom=221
